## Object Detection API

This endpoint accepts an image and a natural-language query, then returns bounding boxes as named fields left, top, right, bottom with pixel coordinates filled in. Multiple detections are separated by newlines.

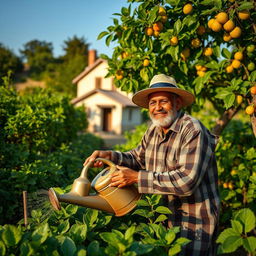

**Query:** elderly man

left=84, top=74, right=220, bottom=255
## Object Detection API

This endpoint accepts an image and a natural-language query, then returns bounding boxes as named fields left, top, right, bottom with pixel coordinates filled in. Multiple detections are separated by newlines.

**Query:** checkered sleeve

left=138, top=128, right=214, bottom=196
left=110, top=131, right=148, bottom=170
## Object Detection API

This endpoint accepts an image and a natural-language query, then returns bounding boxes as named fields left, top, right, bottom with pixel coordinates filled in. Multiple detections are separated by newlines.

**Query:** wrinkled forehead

left=148, top=91, right=178, bottom=101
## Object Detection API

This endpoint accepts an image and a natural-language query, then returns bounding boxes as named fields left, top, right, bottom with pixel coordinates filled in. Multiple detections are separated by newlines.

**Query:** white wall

left=122, top=108, right=142, bottom=132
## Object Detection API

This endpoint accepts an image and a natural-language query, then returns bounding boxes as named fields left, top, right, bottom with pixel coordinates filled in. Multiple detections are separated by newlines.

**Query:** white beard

left=149, top=109, right=177, bottom=128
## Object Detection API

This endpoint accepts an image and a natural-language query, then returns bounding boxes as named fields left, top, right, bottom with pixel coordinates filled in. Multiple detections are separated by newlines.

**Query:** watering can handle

left=80, top=158, right=116, bottom=179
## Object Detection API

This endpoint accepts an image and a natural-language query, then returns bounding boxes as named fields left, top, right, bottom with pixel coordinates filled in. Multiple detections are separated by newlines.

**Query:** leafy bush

left=0, top=192, right=189, bottom=256
left=0, top=85, right=103, bottom=224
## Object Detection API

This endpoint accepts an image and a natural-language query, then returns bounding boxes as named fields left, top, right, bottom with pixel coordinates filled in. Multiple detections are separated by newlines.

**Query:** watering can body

left=49, top=158, right=141, bottom=216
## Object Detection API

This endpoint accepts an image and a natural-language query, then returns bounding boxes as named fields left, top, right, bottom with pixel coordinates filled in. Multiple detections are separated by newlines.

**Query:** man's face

left=148, top=92, right=181, bottom=128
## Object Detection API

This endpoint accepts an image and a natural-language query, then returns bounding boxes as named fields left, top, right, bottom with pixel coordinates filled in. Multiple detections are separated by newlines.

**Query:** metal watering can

left=48, top=158, right=141, bottom=216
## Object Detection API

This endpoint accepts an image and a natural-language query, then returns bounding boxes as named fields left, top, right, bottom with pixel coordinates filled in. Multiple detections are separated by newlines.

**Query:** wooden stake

left=23, top=191, right=28, bottom=227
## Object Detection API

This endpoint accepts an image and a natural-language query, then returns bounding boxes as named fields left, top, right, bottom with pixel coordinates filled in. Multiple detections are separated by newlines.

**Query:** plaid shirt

left=111, top=111, right=220, bottom=255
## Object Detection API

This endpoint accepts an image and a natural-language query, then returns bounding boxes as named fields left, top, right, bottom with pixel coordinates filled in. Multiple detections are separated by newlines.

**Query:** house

left=71, top=50, right=142, bottom=135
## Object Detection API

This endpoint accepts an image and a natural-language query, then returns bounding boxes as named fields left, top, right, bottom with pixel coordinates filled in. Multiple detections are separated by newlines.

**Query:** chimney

left=88, top=49, right=97, bottom=66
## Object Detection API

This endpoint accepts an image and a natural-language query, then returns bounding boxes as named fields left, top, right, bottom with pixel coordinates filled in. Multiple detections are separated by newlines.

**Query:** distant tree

left=0, top=43, right=23, bottom=78
left=45, top=36, right=89, bottom=96
left=20, top=40, right=54, bottom=79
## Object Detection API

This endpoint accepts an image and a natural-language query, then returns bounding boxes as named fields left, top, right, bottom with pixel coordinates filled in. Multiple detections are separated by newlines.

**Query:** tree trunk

left=211, top=107, right=240, bottom=136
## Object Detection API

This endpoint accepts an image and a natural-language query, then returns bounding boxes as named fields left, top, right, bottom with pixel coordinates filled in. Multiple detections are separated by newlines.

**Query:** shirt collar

left=156, top=110, right=184, bottom=135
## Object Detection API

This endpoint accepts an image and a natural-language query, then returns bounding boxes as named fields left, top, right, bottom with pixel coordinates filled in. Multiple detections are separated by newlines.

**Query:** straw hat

left=132, top=74, right=195, bottom=108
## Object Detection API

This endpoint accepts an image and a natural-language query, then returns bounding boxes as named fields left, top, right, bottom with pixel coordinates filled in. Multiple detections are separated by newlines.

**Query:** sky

left=0, top=0, right=128, bottom=58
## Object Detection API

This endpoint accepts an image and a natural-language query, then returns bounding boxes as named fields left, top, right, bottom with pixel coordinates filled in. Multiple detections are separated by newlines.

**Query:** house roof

left=71, top=89, right=138, bottom=107
left=72, top=58, right=106, bottom=84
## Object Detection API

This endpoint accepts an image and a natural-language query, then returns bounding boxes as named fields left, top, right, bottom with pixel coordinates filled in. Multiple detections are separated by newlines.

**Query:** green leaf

left=155, top=206, right=172, bottom=214
left=246, top=147, right=256, bottom=160
left=77, top=248, right=87, bottom=256
left=105, top=34, right=113, bottom=47
left=60, top=237, right=77, bottom=256
left=223, top=93, right=235, bottom=109
left=100, top=232, right=118, bottom=243
left=174, top=19, right=182, bottom=34
left=66, top=204, right=78, bottom=215
left=97, top=31, right=109, bottom=40
left=165, top=230, right=175, bottom=244
left=0, top=241, right=6, bottom=256
left=129, top=242, right=154, bottom=255
left=249, top=71, right=256, bottom=82
left=234, top=208, right=256, bottom=233
left=237, top=2, right=254, bottom=11
left=87, top=240, right=100, bottom=256
left=83, top=209, right=98, bottom=227
left=1, top=225, right=22, bottom=247
left=140, top=68, right=149, bottom=82
left=200, top=0, right=216, bottom=6
left=175, top=237, right=191, bottom=246
left=169, top=244, right=181, bottom=255
left=231, top=220, right=243, bottom=234
left=69, top=223, right=87, bottom=242
left=58, top=219, right=70, bottom=234
left=222, top=48, right=231, bottom=59
left=137, top=199, right=150, bottom=207
left=32, top=223, right=49, bottom=244
left=243, top=236, right=256, bottom=253
left=217, top=228, right=239, bottom=243
left=125, top=226, right=136, bottom=240
left=222, top=236, right=243, bottom=253
left=20, top=241, right=34, bottom=256
left=154, top=214, right=168, bottom=223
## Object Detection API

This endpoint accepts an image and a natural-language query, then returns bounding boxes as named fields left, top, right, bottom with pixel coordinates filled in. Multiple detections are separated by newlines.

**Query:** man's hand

left=84, top=150, right=112, bottom=167
left=110, top=166, right=138, bottom=188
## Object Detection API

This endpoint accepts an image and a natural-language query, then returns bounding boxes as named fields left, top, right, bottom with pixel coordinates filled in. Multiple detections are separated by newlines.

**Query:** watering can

left=48, top=158, right=141, bottom=216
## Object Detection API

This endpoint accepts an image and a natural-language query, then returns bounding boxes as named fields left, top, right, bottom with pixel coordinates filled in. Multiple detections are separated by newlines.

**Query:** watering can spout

left=48, top=188, right=115, bottom=214
left=48, top=158, right=141, bottom=217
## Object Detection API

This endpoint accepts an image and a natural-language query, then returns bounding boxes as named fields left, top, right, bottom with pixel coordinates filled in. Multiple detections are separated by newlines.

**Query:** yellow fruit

left=231, top=170, right=237, bottom=176
left=236, top=95, right=243, bottom=105
left=232, top=59, right=241, bottom=69
left=191, top=38, right=201, bottom=48
left=121, top=52, right=129, bottom=59
left=115, top=70, right=124, bottom=80
left=153, top=30, right=160, bottom=37
left=228, top=182, right=234, bottom=190
left=200, top=66, right=207, bottom=72
left=223, top=182, right=228, bottom=189
left=238, top=10, right=250, bottom=20
left=145, top=27, right=153, bottom=36
left=208, top=18, right=215, bottom=29
left=183, top=3, right=193, bottom=14
left=223, top=33, right=232, bottom=42
left=230, top=27, right=242, bottom=38
left=195, top=65, right=203, bottom=71
left=170, top=36, right=178, bottom=46
left=234, top=52, right=243, bottom=60
left=159, top=6, right=166, bottom=16
left=143, top=59, right=150, bottom=67
left=245, top=105, right=255, bottom=115
left=229, top=0, right=235, bottom=2
left=216, top=12, right=229, bottom=24
left=197, top=25, right=206, bottom=35
left=223, top=20, right=235, bottom=32
left=226, top=65, right=234, bottom=73
left=250, top=86, right=256, bottom=95
left=211, top=20, right=222, bottom=32
left=197, top=71, right=205, bottom=77
left=161, top=15, right=168, bottom=23
left=203, top=47, right=213, bottom=56
left=153, top=21, right=163, bottom=32
left=181, top=48, right=190, bottom=60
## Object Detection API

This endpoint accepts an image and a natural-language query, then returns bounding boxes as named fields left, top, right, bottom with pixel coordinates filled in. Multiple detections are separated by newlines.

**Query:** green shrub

left=0, top=85, right=103, bottom=224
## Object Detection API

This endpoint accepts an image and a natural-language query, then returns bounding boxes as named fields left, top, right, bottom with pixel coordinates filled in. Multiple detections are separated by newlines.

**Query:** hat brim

left=132, top=87, right=195, bottom=109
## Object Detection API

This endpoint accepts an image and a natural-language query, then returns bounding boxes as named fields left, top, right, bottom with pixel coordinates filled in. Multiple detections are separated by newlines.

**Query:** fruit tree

left=98, top=0, right=256, bottom=136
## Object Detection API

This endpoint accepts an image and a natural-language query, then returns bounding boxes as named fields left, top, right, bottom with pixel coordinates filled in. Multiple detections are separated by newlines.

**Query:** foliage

left=20, top=40, right=55, bottom=79
left=0, top=192, right=189, bottom=256
left=0, top=43, right=23, bottom=78
left=217, top=208, right=256, bottom=254
left=98, top=0, right=256, bottom=134
left=44, top=36, right=89, bottom=96
left=0, top=83, right=103, bottom=224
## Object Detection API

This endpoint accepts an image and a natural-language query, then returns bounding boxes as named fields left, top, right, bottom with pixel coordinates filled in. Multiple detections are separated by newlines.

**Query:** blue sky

left=0, top=0, right=128, bottom=58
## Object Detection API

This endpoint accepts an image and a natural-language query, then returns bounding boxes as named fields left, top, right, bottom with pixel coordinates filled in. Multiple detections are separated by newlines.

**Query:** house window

left=128, top=108, right=132, bottom=121
left=95, top=77, right=102, bottom=89
left=86, top=107, right=91, bottom=118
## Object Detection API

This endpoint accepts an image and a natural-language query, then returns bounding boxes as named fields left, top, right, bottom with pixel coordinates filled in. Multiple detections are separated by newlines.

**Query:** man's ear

left=176, top=97, right=183, bottom=111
